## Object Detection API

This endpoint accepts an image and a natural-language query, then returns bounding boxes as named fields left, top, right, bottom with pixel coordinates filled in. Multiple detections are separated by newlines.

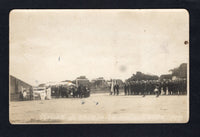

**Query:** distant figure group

left=110, top=83, right=120, bottom=96
left=113, top=84, right=120, bottom=95
left=19, top=87, right=33, bottom=101
left=123, top=79, right=187, bottom=97
left=75, top=85, right=89, bottom=98
left=51, top=85, right=90, bottom=98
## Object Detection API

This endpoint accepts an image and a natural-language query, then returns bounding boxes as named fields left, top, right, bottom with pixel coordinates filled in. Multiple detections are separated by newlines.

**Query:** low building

left=91, top=77, right=108, bottom=89
left=9, top=75, right=32, bottom=101
left=75, top=76, right=90, bottom=87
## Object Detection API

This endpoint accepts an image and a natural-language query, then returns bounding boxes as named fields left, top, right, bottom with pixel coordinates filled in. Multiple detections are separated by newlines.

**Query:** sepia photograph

left=9, top=9, right=189, bottom=124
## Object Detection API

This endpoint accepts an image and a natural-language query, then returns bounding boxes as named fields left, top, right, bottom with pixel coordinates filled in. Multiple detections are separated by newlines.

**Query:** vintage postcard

left=9, top=9, right=189, bottom=124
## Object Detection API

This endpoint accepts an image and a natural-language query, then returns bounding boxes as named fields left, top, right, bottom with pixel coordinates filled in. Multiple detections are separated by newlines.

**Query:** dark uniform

left=183, top=79, right=187, bottom=95
left=55, top=87, right=59, bottom=98
left=173, top=81, right=178, bottom=95
left=142, top=81, right=146, bottom=97
left=60, top=86, right=64, bottom=97
left=82, top=86, right=87, bottom=97
left=130, top=82, right=134, bottom=95
left=155, top=84, right=160, bottom=97
left=158, top=82, right=162, bottom=96
left=77, top=85, right=82, bottom=98
left=137, top=81, right=139, bottom=95
left=127, top=83, right=130, bottom=95
left=168, top=80, right=172, bottom=95
left=114, top=85, right=116, bottom=95
left=146, top=81, right=150, bottom=95
left=132, top=81, right=136, bottom=95
left=135, top=81, right=140, bottom=95
left=116, top=84, right=119, bottom=95
left=124, top=83, right=127, bottom=95
left=138, top=81, right=142, bottom=96
left=162, top=81, right=167, bottom=95
left=150, top=81, right=155, bottom=95
left=129, top=82, right=131, bottom=95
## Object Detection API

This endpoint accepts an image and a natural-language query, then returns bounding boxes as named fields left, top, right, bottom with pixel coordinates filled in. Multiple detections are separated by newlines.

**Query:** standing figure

left=127, top=82, right=130, bottom=95
left=77, top=85, right=81, bottom=98
left=183, top=79, right=187, bottom=95
left=128, top=82, right=132, bottom=95
left=46, top=87, right=51, bottom=100
left=154, top=84, right=159, bottom=97
left=130, top=82, right=134, bottom=95
left=30, top=87, right=33, bottom=100
left=23, top=89, right=27, bottom=101
left=158, top=82, right=162, bottom=96
left=54, top=86, right=58, bottom=98
left=139, top=81, right=143, bottom=96
left=83, top=86, right=87, bottom=98
left=149, top=81, right=154, bottom=95
left=113, top=85, right=116, bottom=95
left=116, top=84, right=119, bottom=95
left=124, top=83, right=127, bottom=95
left=163, top=81, right=167, bottom=95
left=142, top=81, right=146, bottom=97
left=168, top=80, right=172, bottom=95
left=110, top=80, right=114, bottom=95
left=135, top=81, right=139, bottom=95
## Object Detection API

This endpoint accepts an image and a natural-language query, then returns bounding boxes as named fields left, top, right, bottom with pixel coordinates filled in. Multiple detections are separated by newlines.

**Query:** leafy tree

left=169, top=63, right=187, bottom=78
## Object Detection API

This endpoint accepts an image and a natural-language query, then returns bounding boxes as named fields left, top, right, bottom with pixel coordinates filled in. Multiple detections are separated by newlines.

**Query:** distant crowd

left=109, top=79, right=187, bottom=97
left=51, top=85, right=90, bottom=98
left=123, top=79, right=187, bottom=97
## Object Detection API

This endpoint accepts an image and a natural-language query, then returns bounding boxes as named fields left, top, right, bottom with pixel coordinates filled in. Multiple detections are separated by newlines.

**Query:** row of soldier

left=123, top=79, right=187, bottom=96
left=51, top=85, right=89, bottom=98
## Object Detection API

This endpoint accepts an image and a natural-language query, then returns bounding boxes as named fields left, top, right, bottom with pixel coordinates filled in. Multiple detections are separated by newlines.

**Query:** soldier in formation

left=114, top=83, right=119, bottom=95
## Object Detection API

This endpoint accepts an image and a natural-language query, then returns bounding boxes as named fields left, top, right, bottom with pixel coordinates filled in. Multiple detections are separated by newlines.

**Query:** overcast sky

left=10, top=9, right=189, bottom=86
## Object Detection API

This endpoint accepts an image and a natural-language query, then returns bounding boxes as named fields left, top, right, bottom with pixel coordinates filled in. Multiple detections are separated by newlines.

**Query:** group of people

left=19, top=88, right=33, bottom=101
left=75, top=85, right=90, bottom=98
left=123, top=79, right=187, bottom=97
left=110, top=84, right=120, bottom=95
left=51, top=85, right=90, bottom=98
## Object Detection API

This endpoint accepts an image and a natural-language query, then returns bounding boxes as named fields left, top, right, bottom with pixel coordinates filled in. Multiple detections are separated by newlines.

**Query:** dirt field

left=9, top=93, right=189, bottom=124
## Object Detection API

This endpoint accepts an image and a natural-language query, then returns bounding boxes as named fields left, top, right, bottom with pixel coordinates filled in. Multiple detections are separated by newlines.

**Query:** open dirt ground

left=10, top=93, right=189, bottom=124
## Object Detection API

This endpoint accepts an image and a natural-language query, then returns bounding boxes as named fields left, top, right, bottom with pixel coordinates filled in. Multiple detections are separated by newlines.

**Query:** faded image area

left=9, top=9, right=189, bottom=124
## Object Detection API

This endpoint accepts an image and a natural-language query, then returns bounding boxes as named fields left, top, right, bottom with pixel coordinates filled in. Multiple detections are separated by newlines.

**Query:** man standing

left=157, top=82, right=162, bottom=97
left=163, top=81, right=167, bottom=95
left=114, top=84, right=116, bottom=95
left=110, top=79, right=114, bottom=95
left=142, top=81, right=146, bottom=97
left=130, top=81, right=133, bottom=95
left=23, top=89, right=27, bottom=101
left=127, top=82, right=130, bottom=95
left=30, top=87, right=33, bottom=100
left=135, top=81, right=138, bottom=95
left=77, top=85, right=81, bottom=98
left=116, top=84, right=119, bottom=95
left=124, top=83, right=127, bottom=95
left=168, top=80, right=172, bottom=95
left=154, top=84, right=159, bottom=97
left=183, top=79, right=187, bottom=95
left=46, top=86, right=51, bottom=100
left=129, top=82, right=132, bottom=95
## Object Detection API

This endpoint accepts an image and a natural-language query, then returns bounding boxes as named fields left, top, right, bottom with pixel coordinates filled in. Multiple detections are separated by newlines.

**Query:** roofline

left=9, top=75, right=33, bottom=87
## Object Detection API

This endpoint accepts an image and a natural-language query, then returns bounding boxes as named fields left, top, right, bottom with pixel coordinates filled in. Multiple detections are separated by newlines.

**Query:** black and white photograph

left=9, top=9, right=189, bottom=124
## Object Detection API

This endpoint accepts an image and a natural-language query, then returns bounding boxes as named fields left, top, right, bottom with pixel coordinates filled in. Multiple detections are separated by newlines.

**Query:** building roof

left=10, top=75, right=32, bottom=87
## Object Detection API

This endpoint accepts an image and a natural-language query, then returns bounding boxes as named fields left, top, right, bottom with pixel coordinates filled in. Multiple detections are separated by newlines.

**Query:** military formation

left=123, top=79, right=187, bottom=97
